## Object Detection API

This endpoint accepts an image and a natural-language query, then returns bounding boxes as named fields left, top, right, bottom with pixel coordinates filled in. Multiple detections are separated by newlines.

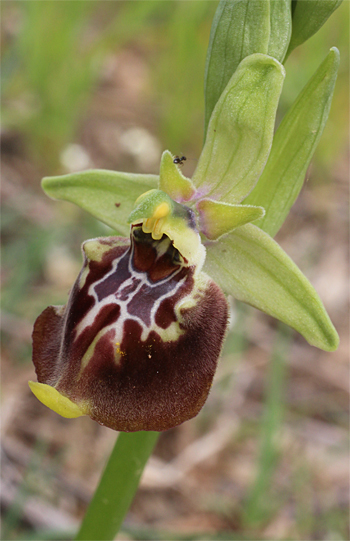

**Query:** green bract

left=286, top=0, right=343, bottom=58
left=245, top=47, right=340, bottom=237
left=204, top=0, right=292, bottom=135
left=267, top=0, right=292, bottom=62
left=195, top=54, right=285, bottom=204
left=204, top=0, right=270, bottom=134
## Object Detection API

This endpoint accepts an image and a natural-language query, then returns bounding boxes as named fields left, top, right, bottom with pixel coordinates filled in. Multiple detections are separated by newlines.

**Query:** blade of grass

left=243, top=324, right=291, bottom=527
left=2, top=439, right=49, bottom=540
left=121, top=525, right=266, bottom=540
left=15, top=530, right=75, bottom=541
left=75, top=431, right=159, bottom=541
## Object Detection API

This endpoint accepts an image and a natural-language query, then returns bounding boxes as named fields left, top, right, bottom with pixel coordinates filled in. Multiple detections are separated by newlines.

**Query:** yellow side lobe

left=142, top=203, right=171, bottom=240
left=28, top=381, right=87, bottom=419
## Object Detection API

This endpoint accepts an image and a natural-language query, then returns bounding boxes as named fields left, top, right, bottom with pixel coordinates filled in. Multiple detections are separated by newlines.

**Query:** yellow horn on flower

left=28, top=381, right=87, bottom=418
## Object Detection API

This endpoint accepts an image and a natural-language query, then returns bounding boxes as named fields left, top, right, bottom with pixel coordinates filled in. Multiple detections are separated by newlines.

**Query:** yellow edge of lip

left=28, top=381, right=87, bottom=419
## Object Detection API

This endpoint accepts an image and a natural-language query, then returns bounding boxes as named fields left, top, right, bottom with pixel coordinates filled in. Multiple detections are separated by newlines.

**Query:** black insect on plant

left=173, top=155, right=186, bottom=166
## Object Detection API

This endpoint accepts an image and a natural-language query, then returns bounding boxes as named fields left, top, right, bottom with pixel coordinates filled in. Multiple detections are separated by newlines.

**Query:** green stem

left=75, top=431, right=159, bottom=541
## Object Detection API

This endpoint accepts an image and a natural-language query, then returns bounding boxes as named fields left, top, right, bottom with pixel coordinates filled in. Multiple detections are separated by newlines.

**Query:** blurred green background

left=1, top=1, right=349, bottom=540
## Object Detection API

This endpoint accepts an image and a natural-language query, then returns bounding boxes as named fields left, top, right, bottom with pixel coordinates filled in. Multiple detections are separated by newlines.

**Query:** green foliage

left=195, top=54, right=285, bottom=203
left=245, top=47, right=340, bottom=236
left=204, top=0, right=292, bottom=135
left=287, top=0, right=343, bottom=57
left=42, top=170, right=158, bottom=237
left=152, top=1, right=215, bottom=153
left=1, top=0, right=167, bottom=169
left=204, top=0, right=270, bottom=135
left=267, top=0, right=292, bottom=61
left=204, top=224, right=339, bottom=352
left=2, top=1, right=97, bottom=168
left=243, top=326, right=290, bottom=526
left=2, top=439, right=49, bottom=540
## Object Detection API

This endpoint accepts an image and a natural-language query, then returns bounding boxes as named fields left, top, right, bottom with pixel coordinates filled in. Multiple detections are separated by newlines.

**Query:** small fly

left=173, top=155, right=186, bottom=166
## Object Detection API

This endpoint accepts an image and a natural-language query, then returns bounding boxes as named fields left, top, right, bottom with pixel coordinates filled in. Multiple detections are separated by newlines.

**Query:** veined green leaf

left=197, top=199, right=264, bottom=240
left=204, top=223, right=339, bottom=351
left=194, top=54, right=285, bottom=205
left=268, top=0, right=292, bottom=62
left=204, top=0, right=270, bottom=136
left=286, top=0, right=342, bottom=57
left=42, top=170, right=158, bottom=236
left=244, top=48, right=339, bottom=237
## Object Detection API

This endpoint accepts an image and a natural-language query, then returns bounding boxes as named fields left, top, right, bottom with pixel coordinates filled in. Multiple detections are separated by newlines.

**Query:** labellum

left=30, top=190, right=229, bottom=431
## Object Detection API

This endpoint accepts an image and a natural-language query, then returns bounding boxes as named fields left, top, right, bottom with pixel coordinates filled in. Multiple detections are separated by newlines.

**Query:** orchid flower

left=29, top=52, right=339, bottom=432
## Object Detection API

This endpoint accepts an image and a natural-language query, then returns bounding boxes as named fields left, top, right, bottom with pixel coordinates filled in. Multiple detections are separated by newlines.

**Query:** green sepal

left=197, top=199, right=265, bottom=240
left=268, top=0, right=292, bottom=62
left=42, top=170, right=158, bottom=236
left=193, top=54, right=285, bottom=205
left=204, top=223, right=339, bottom=351
left=244, top=48, right=340, bottom=237
left=204, top=0, right=270, bottom=135
left=286, top=0, right=342, bottom=58
left=159, top=150, right=195, bottom=202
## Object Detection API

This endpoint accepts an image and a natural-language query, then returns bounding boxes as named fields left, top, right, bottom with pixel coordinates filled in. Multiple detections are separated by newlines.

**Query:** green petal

left=159, top=150, right=195, bottom=202
left=197, top=199, right=265, bottom=240
left=286, top=0, right=342, bottom=57
left=268, top=0, right=292, bottom=63
left=204, top=0, right=270, bottom=135
left=204, top=224, right=339, bottom=351
left=194, top=54, right=285, bottom=204
left=244, top=48, right=340, bottom=237
left=42, top=170, right=158, bottom=236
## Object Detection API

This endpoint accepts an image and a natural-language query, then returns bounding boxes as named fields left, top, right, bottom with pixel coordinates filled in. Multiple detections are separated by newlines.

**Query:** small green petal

left=205, top=224, right=339, bottom=351
left=193, top=54, right=285, bottom=205
left=159, top=150, right=195, bottom=202
left=42, top=170, right=158, bottom=236
left=197, top=199, right=264, bottom=240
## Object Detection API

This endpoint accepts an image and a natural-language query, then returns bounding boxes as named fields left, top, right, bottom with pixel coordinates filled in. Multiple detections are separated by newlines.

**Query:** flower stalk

left=75, top=431, right=159, bottom=541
